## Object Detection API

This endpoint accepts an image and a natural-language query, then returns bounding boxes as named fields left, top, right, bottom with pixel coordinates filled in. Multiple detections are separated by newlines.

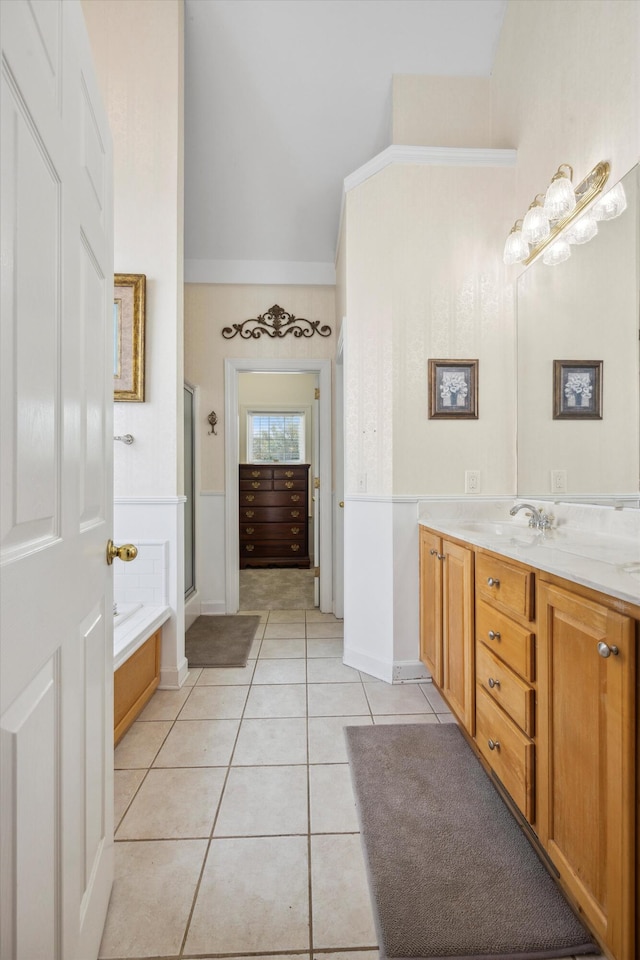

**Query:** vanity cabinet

left=418, top=527, right=474, bottom=733
left=537, top=580, right=636, bottom=960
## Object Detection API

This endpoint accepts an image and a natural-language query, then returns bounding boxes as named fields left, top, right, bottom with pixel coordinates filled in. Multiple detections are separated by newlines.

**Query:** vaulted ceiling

left=184, top=0, right=507, bottom=284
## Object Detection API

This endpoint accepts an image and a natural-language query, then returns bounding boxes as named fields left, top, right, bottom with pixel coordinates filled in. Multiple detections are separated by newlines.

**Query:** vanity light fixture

left=503, top=160, right=611, bottom=266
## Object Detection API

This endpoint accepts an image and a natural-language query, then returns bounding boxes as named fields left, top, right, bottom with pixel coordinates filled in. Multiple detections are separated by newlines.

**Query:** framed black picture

left=553, top=360, right=602, bottom=419
left=428, top=359, right=478, bottom=419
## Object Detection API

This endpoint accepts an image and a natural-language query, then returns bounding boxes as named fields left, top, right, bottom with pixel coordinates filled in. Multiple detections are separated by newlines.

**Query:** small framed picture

left=553, top=360, right=602, bottom=420
left=114, top=273, right=146, bottom=401
left=428, top=359, right=478, bottom=419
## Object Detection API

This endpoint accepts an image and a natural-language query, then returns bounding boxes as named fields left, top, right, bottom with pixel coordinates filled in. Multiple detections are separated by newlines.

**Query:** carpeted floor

left=239, top=568, right=315, bottom=610
left=185, top=615, right=260, bottom=667
left=345, top=723, right=597, bottom=960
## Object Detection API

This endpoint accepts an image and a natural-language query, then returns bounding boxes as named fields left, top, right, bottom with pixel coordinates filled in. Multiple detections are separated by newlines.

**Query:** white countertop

left=417, top=499, right=640, bottom=607
left=113, top=603, right=171, bottom=671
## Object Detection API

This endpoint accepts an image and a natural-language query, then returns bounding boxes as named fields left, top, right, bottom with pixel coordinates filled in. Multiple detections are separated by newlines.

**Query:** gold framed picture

left=114, top=273, right=146, bottom=401
left=428, top=359, right=478, bottom=419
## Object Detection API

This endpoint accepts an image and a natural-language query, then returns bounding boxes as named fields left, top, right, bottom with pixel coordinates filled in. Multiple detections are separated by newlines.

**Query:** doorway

left=224, top=358, right=333, bottom=614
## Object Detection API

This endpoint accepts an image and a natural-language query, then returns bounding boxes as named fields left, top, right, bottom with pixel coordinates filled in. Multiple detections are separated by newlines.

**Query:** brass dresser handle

left=245, top=544, right=255, bottom=552
left=291, top=510, right=300, bottom=517
left=285, top=481, right=294, bottom=488
left=245, top=494, right=255, bottom=502
left=252, top=481, right=260, bottom=488
left=285, top=470, right=294, bottom=477
left=291, top=495, right=300, bottom=502
left=245, top=510, right=255, bottom=518
left=251, top=470, right=260, bottom=477
left=290, top=543, right=300, bottom=551
left=245, top=527, right=255, bottom=534
left=291, top=527, right=300, bottom=535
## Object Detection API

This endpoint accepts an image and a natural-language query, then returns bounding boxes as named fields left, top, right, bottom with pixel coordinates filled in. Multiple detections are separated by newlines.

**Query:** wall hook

left=208, top=411, right=218, bottom=435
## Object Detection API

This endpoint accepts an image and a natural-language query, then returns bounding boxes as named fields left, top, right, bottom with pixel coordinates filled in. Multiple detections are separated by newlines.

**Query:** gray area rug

left=185, top=615, right=259, bottom=667
left=239, top=568, right=314, bottom=610
left=345, top=723, right=598, bottom=960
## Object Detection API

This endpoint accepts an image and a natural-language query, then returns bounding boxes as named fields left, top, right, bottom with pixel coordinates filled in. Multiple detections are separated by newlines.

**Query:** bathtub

left=113, top=603, right=170, bottom=671
left=113, top=603, right=171, bottom=743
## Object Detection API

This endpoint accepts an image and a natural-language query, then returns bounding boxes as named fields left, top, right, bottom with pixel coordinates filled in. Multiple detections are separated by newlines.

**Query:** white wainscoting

left=198, top=492, right=227, bottom=614
left=114, top=498, right=187, bottom=688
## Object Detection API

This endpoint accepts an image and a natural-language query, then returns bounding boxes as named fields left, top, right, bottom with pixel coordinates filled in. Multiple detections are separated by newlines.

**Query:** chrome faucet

left=509, top=502, right=553, bottom=530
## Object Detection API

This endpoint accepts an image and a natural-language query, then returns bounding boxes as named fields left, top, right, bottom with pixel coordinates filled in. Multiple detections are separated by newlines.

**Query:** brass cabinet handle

left=291, top=510, right=300, bottom=518
left=291, top=495, right=300, bottom=502
left=285, top=470, right=294, bottom=477
left=251, top=470, right=260, bottom=477
left=251, top=481, right=261, bottom=488
left=290, top=543, right=300, bottom=551
left=245, top=510, right=255, bottom=518
left=245, top=494, right=255, bottom=502
left=488, top=677, right=501, bottom=689
left=245, top=527, right=255, bottom=534
left=291, top=527, right=300, bottom=534
left=597, top=641, right=619, bottom=658
left=106, top=540, right=138, bottom=565
left=487, top=577, right=500, bottom=587
left=488, top=739, right=500, bottom=751
left=488, top=630, right=501, bottom=641
left=285, top=481, right=294, bottom=488
left=245, top=544, right=255, bottom=552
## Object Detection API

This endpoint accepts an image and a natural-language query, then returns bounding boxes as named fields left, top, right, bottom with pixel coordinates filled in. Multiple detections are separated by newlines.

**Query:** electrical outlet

left=465, top=470, right=481, bottom=494
left=550, top=469, right=567, bottom=493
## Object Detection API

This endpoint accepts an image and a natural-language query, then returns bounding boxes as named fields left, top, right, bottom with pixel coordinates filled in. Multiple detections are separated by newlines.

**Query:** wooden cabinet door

left=419, top=528, right=443, bottom=686
left=442, top=540, right=475, bottom=734
left=537, top=582, right=636, bottom=960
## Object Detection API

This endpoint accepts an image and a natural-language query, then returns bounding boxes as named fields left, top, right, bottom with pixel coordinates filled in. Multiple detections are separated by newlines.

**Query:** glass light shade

left=521, top=204, right=550, bottom=244
left=503, top=229, right=530, bottom=265
left=565, top=214, right=598, bottom=244
left=542, top=238, right=571, bottom=265
left=591, top=182, right=627, bottom=221
left=543, top=175, right=576, bottom=221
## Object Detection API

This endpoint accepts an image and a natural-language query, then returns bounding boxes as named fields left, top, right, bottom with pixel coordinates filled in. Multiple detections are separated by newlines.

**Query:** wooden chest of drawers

left=239, top=464, right=310, bottom=568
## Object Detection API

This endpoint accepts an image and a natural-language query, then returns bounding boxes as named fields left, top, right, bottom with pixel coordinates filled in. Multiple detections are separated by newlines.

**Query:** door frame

left=224, top=358, right=332, bottom=613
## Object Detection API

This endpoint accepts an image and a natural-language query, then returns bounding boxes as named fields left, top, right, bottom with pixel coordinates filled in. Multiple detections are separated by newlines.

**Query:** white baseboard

left=159, top=655, right=189, bottom=690
left=185, top=592, right=201, bottom=630
left=392, top=660, right=431, bottom=682
left=201, top=601, right=227, bottom=615
left=343, top=646, right=393, bottom=684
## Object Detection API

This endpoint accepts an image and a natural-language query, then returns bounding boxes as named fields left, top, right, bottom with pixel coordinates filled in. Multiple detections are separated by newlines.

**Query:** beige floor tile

left=307, top=658, right=360, bottom=683
left=244, top=682, right=307, bottom=718
left=178, top=684, right=249, bottom=720
left=137, top=687, right=192, bottom=721
left=237, top=609, right=269, bottom=620
left=260, top=637, right=306, bottom=658
left=153, top=719, right=239, bottom=767
left=114, top=721, right=172, bottom=769
left=215, top=765, right=308, bottom=836
left=419, top=682, right=449, bottom=712
left=183, top=667, right=202, bottom=686
left=116, top=767, right=226, bottom=839
left=307, top=638, right=344, bottom=658
left=196, top=661, right=256, bottom=685
left=252, top=657, right=307, bottom=684
left=249, top=636, right=263, bottom=658
left=373, top=713, right=439, bottom=724
left=308, top=682, right=370, bottom=717
left=310, top=834, right=378, bottom=949
left=114, top=769, right=145, bottom=828
left=184, top=836, right=310, bottom=954
left=233, top=717, right=307, bottom=765
left=363, top=682, right=432, bottom=715
left=437, top=713, right=457, bottom=723
left=264, top=622, right=307, bottom=640
left=308, top=716, right=372, bottom=764
left=305, top=610, right=341, bottom=622
left=306, top=621, right=344, bottom=639
left=268, top=609, right=307, bottom=623
left=185, top=956, right=309, bottom=960
left=309, top=764, right=359, bottom=833
left=99, top=839, right=207, bottom=958
left=314, top=953, right=378, bottom=960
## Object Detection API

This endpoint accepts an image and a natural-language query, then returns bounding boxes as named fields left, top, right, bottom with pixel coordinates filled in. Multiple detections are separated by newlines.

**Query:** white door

left=0, top=2, right=114, bottom=958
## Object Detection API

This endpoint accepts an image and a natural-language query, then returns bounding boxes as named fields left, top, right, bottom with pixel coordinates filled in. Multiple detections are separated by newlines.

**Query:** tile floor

left=101, top=609, right=605, bottom=960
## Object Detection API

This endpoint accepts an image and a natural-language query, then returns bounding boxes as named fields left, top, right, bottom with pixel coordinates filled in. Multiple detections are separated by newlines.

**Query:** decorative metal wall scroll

left=222, top=304, right=332, bottom=340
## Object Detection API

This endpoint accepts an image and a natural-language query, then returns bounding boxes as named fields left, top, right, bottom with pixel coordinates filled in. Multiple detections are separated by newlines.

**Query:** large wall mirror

left=516, top=163, right=639, bottom=501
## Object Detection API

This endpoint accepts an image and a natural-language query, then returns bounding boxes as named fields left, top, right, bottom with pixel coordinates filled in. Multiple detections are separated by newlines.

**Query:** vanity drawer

left=476, top=554, right=535, bottom=621
left=476, top=599, right=535, bottom=681
left=476, top=685, right=535, bottom=823
left=476, top=641, right=535, bottom=736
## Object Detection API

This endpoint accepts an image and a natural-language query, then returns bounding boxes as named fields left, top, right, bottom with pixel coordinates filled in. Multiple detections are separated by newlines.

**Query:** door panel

left=0, top=3, right=114, bottom=958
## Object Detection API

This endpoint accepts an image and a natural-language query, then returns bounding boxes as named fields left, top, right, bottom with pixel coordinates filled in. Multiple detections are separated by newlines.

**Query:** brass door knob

left=106, top=540, right=138, bottom=565
left=339, top=501, right=344, bottom=508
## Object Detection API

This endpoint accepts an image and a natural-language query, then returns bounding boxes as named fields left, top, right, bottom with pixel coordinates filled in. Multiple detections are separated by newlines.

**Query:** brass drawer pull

left=245, top=527, right=255, bottom=535
left=245, top=494, right=255, bottom=502
left=488, top=677, right=501, bottom=689
left=291, top=495, right=300, bottom=502
left=285, top=470, right=294, bottom=477
left=285, top=481, right=294, bottom=488
left=245, top=544, right=255, bottom=552
left=488, top=739, right=500, bottom=751
left=291, top=527, right=300, bottom=534
left=290, top=543, right=300, bottom=551
left=487, top=577, right=500, bottom=587
left=488, top=630, right=501, bottom=641
left=245, top=510, right=255, bottom=518
left=251, top=481, right=261, bottom=488
left=291, top=510, right=300, bottom=518
left=251, top=470, right=260, bottom=477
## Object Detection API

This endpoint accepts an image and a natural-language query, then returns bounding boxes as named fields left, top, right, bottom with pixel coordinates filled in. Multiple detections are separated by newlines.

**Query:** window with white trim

left=247, top=411, right=305, bottom=463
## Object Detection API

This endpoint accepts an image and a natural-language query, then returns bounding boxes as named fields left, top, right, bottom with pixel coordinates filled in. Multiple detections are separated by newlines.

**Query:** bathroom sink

left=449, top=520, right=536, bottom=540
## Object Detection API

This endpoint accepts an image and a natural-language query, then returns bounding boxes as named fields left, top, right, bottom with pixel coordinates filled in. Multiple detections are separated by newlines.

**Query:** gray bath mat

left=345, top=723, right=598, bottom=960
left=185, top=615, right=259, bottom=667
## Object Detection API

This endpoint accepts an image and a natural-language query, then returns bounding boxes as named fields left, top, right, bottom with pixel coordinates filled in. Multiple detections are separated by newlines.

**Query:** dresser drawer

left=239, top=522, right=306, bottom=540
left=240, top=478, right=274, bottom=491
left=273, top=478, right=307, bottom=491
left=476, top=600, right=535, bottom=681
left=241, top=541, right=308, bottom=560
left=476, top=685, right=535, bottom=823
left=273, top=467, right=307, bottom=479
left=476, top=553, right=535, bottom=621
left=476, top=641, right=535, bottom=736
left=239, top=490, right=306, bottom=508
left=239, top=466, right=274, bottom=480
left=239, top=505, right=306, bottom=522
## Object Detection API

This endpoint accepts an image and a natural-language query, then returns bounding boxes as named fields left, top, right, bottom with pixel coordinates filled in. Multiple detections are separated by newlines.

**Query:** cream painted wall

left=184, top=285, right=336, bottom=493
left=82, top=0, right=185, bottom=499
left=392, top=75, right=492, bottom=148
left=491, top=0, right=639, bottom=219
left=238, top=372, right=316, bottom=465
